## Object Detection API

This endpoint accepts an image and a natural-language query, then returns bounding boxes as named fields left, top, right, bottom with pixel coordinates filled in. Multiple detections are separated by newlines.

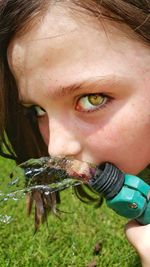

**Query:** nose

left=48, top=118, right=82, bottom=157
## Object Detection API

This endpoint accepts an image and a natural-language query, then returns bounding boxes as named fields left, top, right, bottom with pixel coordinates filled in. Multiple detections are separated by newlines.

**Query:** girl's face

left=8, top=5, right=150, bottom=174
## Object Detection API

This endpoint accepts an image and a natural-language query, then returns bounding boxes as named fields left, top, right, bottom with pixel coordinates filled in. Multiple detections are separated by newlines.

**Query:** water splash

left=0, top=156, right=90, bottom=202
left=0, top=156, right=96, bottom=227
left=0, top=214, right=13, bottom=224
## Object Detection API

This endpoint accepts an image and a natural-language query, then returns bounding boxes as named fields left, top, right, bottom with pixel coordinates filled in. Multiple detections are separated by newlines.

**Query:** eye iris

left=88, top=94, right=104, bottom=106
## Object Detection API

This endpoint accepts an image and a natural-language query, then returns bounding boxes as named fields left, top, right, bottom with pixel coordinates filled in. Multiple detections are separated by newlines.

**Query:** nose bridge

left=48, top=117, right=81, bottom=157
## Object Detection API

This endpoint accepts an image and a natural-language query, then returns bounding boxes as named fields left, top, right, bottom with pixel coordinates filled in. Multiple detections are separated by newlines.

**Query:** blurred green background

left=0, top=156, right=141, bottom=267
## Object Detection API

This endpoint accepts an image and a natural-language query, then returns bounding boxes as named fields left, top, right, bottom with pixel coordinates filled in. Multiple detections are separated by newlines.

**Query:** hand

left=125, top=220, right=150, bottom=267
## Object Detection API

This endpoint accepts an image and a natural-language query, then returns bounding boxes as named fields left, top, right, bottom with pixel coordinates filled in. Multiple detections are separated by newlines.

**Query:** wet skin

left=8, top=4, right=150, bottom=174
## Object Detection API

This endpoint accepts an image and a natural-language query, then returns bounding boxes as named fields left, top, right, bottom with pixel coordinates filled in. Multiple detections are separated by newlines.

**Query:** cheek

left=84, top=110, right=150, bottom=173
left=38, top=117, right=49, bottom=146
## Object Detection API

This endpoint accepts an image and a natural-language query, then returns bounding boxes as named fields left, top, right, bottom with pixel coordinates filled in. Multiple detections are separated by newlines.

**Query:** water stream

left=0, top=156, right=96, bottom=225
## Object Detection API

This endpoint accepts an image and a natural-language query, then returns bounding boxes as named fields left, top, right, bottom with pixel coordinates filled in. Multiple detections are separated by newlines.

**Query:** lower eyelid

left=84, top=101, right=110, bottom=113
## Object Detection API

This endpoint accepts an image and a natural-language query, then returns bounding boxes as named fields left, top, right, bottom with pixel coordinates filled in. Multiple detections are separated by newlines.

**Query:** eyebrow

left=48, top=75, right=121, bottom=98
left=20, top=75, right=123, bottom=105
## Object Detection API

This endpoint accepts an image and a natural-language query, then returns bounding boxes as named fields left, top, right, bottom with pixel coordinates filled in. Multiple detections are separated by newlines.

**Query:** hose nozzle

left=90, top=163, right=125, bottom=199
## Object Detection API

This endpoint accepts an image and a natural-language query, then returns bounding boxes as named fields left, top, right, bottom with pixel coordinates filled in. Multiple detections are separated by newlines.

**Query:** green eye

left=76, top=94, right=107, bottom=112
left=88, top=94, right=104, bottom=106
left=34, top=106, right=46, bottom=117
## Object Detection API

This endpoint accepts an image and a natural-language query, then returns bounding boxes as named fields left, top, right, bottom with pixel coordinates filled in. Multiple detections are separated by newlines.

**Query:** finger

left=125, top=220, right=150, bottom=257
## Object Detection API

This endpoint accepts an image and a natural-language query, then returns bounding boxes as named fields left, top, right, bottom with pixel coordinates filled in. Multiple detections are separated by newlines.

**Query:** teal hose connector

left=90, top=163, right=150, bottom=224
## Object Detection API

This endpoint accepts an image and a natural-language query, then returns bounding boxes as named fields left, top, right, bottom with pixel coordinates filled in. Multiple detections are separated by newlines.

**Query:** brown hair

left=0, top=1, right=149, bottom=226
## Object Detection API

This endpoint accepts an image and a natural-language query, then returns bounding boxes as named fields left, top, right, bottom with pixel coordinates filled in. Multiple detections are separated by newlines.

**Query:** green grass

left=0, top=156, right=141, bottom=267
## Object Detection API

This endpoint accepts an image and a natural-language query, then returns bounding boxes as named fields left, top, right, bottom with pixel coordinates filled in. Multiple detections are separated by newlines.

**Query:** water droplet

left=44, top=191, right=50, bottom=196
left=0, top=215, right=13, bottom=224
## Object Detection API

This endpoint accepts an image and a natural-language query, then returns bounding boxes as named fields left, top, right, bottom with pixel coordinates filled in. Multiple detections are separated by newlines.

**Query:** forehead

left=7, top=4, right=127, bottom=73
left=7, top=3, right=150, bottom=87
left=7, top=5, right=76, bottom=74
